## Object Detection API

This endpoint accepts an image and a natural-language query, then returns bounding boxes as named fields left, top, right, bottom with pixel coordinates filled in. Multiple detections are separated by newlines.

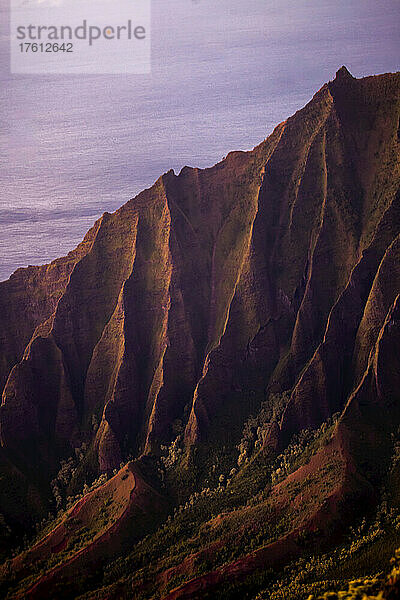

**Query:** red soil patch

left=157, top=432, right=373, bottom=600
left=12, top=463, right=135, bottom=575
left=19, top=465, right=166, bottom=600
left=51, top=537, right=67, bottom=554
left=3, top=463, right=143, bottom=599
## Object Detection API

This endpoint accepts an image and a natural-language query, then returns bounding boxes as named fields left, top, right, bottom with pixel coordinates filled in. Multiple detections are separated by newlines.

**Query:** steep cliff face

left=0, top=68, right=399, bottom=598
left=1, top=68, right=399, bottom=473
left=0, top=221, right=101, bottom=394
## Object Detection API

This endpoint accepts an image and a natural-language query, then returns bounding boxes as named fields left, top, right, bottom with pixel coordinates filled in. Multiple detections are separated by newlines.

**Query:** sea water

left=0, top=0, right=399, bottom=280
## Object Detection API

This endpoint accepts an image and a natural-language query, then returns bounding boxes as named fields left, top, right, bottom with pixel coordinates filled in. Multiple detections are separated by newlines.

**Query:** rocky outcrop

left=0, top=66, right=399, bottom=501
left=0, top=67, right=399, bottom=599
left=0, top=221, right=101, bottom=393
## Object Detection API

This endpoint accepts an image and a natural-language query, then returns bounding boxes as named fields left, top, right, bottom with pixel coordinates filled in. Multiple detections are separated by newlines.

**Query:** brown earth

left=0, top=67, right=399, bottom=599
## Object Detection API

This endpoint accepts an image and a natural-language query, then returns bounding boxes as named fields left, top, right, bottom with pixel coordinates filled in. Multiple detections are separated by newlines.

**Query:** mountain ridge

left=0, top=66, right=399, bottom=599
